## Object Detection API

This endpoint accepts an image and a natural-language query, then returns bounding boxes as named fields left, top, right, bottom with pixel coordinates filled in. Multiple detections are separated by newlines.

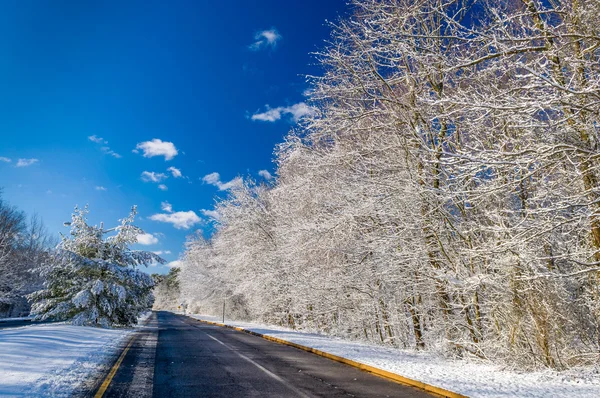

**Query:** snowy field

left=188, top=314, right=600, bottom=398
left=0, top=314, right=151, bottom=397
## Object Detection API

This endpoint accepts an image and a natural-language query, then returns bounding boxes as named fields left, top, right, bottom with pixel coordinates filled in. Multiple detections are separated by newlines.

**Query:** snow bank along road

left=95, top=311, right=432, bottom=397
left=0, top=322, right=132, bottom=396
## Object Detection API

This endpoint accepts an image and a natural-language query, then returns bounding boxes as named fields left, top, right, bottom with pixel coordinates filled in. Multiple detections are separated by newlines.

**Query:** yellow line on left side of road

left=94, top=334, right=136, bottom=398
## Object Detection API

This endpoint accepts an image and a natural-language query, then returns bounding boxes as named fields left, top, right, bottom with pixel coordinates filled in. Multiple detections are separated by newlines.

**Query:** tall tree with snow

left=29, top=205, right=164, bottom=327
left=176, top=0, right=600, bottom=369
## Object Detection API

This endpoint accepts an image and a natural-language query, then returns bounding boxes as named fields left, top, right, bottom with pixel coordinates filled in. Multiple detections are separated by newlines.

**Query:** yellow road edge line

left=94, top=334, right=137, bottom=398
left=193, top=318, right=468, bottom=398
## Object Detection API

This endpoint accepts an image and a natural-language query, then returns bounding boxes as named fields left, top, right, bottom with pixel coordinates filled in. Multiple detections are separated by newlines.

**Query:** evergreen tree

left=29, top=205, right=164, bottom=327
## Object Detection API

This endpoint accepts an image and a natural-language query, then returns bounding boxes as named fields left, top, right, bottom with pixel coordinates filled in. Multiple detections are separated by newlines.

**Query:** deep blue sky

left=0, top=0, right=349, bottom=274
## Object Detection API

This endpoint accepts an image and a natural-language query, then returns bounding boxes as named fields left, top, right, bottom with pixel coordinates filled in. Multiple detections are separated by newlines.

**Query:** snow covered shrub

left=29, top=205, right=164, bottom=327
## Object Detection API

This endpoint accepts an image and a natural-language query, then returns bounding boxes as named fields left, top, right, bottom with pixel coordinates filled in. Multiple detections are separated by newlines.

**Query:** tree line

left=176, top=0, right=600, bottom=369
left=0, top=191, right=52, bottom=317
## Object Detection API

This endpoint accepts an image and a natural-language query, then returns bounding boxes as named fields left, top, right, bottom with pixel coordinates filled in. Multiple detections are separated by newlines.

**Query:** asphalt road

left=97, top=311, right=432, bottom=398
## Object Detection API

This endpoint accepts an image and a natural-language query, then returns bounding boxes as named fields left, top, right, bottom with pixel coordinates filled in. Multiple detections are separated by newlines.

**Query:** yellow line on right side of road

left=194, top=318, right=468, bottom=398
left=94, top=334, right=136, bottom=398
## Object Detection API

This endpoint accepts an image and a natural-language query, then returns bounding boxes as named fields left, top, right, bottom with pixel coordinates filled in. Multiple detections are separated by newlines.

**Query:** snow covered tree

left=152, top=267, right=181, bottom=311
left=177, top=0, right=600, bottom=369
left=0, top=192, right=51, bottom=317
left=29, top=205, right=164, bottom=327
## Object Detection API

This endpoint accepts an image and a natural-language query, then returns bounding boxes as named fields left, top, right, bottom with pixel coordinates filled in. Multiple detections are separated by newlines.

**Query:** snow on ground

left=188, top=314, right=600, bottom=398
left=0, top=322, right=137, bottom=397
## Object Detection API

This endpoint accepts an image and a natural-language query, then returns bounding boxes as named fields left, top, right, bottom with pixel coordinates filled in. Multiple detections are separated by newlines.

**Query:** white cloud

left=251, top=102, right=316, bottom=123
left=167, top=166, right=182, bottom=178
left=136, top=233, right=159, bottom=245
left=158, top=184, right=168, bottom=191
left=202, top=172, right=243, bottom=191
left=161, top=201, right=173, bottom=213
left=88, top=136, right=121, bottom=158
left=250, top=107, right=282, bottom=122
left=249, top=28, right=282, bottom=51
left=149, top=210, right=201, bottom=229
left=219, top=177, right=242, bottom=190
left=202, top=172, right=220, bottom=185
left=141, top=171, right=168, bottom=183
left=101, top=147, right=122, bottom=158
left=135, top=139, right=178, bottom=161
left=95, top=186, right=107, bottom=191
left=166, top=260, right=183, bottom=268
left=152, top=250, right=171, bottom=255
left=16, top=158, right=39, bottom=167
left=258, top=170, right=273, bottom=180
left=201, top=209, right=221, bottom=220
left=0, top=157, right=11, bottom=163
left=88, top=135, right=107, bottom=144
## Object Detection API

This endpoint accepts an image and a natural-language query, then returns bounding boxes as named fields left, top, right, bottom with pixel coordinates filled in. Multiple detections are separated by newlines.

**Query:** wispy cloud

left=16, top=158, right=39, bottom=167
left=88, top=135, right=107, bottom=144
left=202, top=172, right=242, bottom=191
left=152, top=250, right=171, bottom=255
left=249, top=28, right=282, bottom=51
left=101, top=147, right=122, bottom=158
left=251, top=102, right=316, bottom=123
left=158, top=184, right=168, bottom=191
left=95, top=186, right=107, bottom=191
left=167, top=166, right=183, bottom=178
left=150, top=211, right=201, bottom=229
left=141, top=171, right=168, bottom=183
left=0, top=157, right=11, bottom=163
left=161, top=201, right=173, bottom=213
left=136, top=233, right=159, bottom=245
left=135, top=139, right=178, bottom=161
left=258, top=170, right=273, bottom=180
left=88, top=135, right=121, bottom=158
left=166, top=260, right=183, bottom=268
left=201, top=209, right=221, bottom=221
